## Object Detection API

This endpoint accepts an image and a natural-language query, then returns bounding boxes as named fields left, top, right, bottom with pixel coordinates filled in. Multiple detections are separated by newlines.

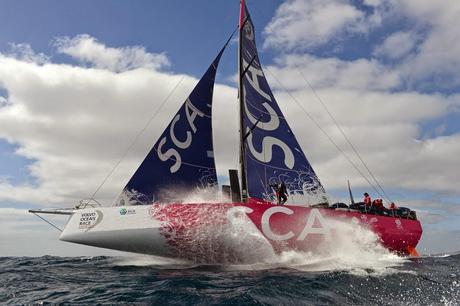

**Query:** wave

left=1, top=253, right=458, bottom=305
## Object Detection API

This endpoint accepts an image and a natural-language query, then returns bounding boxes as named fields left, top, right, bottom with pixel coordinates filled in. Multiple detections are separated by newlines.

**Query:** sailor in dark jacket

left=270, top=181, right=288, bottom=205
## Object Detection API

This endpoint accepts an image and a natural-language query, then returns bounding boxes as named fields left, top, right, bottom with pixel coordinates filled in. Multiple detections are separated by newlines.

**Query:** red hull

left=149, top=202, right=422, bottom=260
left=245, top=202, right=422, bottom=255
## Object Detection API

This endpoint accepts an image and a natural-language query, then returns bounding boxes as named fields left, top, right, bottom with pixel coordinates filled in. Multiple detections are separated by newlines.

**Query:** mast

left=348, top=180, right=355, bottom=205
left=238, top=0, right=248, bottom=202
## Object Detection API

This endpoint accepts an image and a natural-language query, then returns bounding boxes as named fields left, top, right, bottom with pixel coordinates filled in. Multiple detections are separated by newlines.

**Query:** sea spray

left=218, top=217, right=406, bottom=273
left=136, top=188, right=409, bottom=270
left=155, top=187, right=229, bottom=204
left=272, top=219, right=407, bottom=273
left=112, top=255, right=192, bottom=268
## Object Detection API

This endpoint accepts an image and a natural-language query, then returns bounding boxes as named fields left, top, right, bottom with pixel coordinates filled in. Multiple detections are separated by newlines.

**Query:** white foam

left=218, top=218, right=408, bottom=274
left=154, top=187, right=230, bottom=204
left=111, top=255, right=194, bottom=269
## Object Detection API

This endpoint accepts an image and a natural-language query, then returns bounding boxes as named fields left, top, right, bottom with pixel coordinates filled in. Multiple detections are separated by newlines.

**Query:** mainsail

left=239, top=2, right=328, bottom=205
left=114, top=44, right=228, bottom=205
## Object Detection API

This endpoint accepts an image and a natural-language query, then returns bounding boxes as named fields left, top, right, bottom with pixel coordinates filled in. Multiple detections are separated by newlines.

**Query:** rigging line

left=32, top=213, right=63, bottom=232
left=243, top=115, right=263, bottom=141
left=89, top=75, right=186, bottom=200
left=296, top=68, right=392, bottom=203
left=241, top=55, right=257, bottom=78
left=245, top=153, right=323, bottom=178
left=264, top=67, right=386, bottom=200
left=245, top=100, right=287, bottom=120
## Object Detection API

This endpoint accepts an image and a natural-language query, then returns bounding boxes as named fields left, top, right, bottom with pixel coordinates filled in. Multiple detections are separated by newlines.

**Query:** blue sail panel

left=114, top=48, right=225, bottom=205
left=240, top=5, right=328, bottom=205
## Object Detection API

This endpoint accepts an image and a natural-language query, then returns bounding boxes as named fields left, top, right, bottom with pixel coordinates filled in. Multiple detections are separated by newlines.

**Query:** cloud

left=363, top=0, right=383, bottom=6
left=270, top=54, right=401, bottom=91
left=0, top=96, right=7, bottom=106
left=54, top=34, right=170, bottom=72
left=263, top=0, right=383, bottom=51
left=6, top=43, right=50, bottom=64
left=264, top=0, right=460, bottom=90
left=378, top=0, right=460, bottom=89
left=373, top=31, right=419, bottom=60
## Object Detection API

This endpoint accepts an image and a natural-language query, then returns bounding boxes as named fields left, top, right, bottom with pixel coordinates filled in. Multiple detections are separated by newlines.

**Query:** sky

left=0, top=0, right=459, bottom=256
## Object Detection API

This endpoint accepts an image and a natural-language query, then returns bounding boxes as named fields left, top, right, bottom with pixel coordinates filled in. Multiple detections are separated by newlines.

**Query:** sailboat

left=30, top=1, right=422, bottom=261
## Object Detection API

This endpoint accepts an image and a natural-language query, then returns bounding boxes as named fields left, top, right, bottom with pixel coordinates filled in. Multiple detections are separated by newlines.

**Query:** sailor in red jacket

left=363, top=192, right=371, bottom=207
left=374, top=199, right=383, bottom=208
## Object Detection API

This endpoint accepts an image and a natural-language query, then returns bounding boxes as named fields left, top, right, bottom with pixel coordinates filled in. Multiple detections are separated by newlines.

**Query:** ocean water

left=1, top=252, right=459, bottom=305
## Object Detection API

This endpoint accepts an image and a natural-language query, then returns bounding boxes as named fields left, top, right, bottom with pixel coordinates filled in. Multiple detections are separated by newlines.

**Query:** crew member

left=389, top=202, right=397, bottom=216
left=270, top=181, right=288, bottom=205
left=374, top=199, right=383, bottom=208
left=363, top=192, right=371, bottom=207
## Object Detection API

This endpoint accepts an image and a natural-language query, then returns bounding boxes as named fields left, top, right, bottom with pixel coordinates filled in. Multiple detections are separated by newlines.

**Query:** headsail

left=239, top=2, right=328, bottom=205
left=114, top=44, right=228, bottom=205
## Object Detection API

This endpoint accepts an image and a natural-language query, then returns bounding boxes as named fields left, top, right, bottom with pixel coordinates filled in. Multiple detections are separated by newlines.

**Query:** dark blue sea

left=1, top=253, right=459, bottom=305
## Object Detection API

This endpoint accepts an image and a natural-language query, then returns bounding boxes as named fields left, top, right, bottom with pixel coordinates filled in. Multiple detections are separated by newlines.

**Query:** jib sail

left=114, top=44, right=228, bottom=205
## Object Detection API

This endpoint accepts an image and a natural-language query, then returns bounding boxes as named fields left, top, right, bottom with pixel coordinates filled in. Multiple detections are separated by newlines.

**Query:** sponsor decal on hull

left=78, top=210, right=103, bottom=231
left=119, top=207, right=136, bottom=216
left=258, top=206, right=331, bottom=242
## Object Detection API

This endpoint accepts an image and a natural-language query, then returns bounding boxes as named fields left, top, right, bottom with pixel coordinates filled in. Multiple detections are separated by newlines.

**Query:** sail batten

left=239, top=4, right=328, bottom=205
